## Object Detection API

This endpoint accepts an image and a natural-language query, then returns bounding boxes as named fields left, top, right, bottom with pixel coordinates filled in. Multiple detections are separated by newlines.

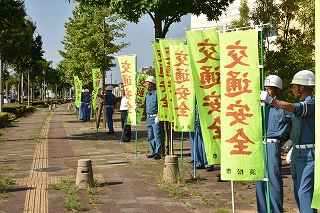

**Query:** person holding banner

left=138, top=76, right=162, bottom=160
left=260, top=70, right=316, bottom=213
left=103, top=85, right=116, bottom=134
left=256, top=75, right=292, bottom=213
left=82, top=89, right=92, bottom=122
left=119, top=85, right=131, bottom=142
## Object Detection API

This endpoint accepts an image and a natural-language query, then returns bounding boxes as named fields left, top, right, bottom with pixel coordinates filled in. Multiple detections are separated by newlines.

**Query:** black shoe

left=196, top=165, right=206, bottom=169
left=107, top=132, right=115, bottom=134
left=153, top=154, right=161, bottom=160
left=206, top=167, right=214, bottom=172
left=187, top=160, right=194, bottom=163
left=146, top=154, right=155, bottom=158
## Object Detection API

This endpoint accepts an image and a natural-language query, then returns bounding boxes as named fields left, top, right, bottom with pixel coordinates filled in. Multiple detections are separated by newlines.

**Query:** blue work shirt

left=145, top=90, right=158, bottom=115
left=104, top=92, right=116, bottom=106
left=290, top=95, right=315, bottom=145
left=83, top=94, right=91, bottom=104
left=265, top=103, right=292, bottom=140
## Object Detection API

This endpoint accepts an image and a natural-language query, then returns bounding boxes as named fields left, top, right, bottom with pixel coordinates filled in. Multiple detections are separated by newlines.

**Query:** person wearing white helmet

left=103, top=85, right=116, bottom=134
left=82, top=89, right=92, bottom=122
left=256, top=75, right=292, bottom=213
left=260, top=70, right=316, bottom=212
left=140, top=75, right=162, bottom=160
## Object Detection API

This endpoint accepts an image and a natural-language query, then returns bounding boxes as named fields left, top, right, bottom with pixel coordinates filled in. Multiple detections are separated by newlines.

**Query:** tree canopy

left=72, top=0, right=235, bottom=39
left=59, top=4, right=128, bottom=88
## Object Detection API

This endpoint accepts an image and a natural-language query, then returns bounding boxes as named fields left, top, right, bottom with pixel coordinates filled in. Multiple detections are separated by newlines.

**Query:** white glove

left=154, top=116, right=160, bottom=124
left=88, top=105, right=91, bottom=109
left=286, top=147, right=293, bottom=164
left=135, top=103, right=141, bottom=109
left=260, top=91, right=273, bottom=104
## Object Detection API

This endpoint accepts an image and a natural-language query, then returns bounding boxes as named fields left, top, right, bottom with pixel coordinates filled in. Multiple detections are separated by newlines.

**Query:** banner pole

left=135, top=55, right=138, bottom=159
left=180, top=132, right=184, bottom=170
left=259, top=23, right=271, bottom=213
left=231, top=180, right=235, bottom=213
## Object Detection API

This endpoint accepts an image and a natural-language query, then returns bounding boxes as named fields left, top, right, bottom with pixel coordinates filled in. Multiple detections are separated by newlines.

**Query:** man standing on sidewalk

left=104, top=85, right=116, bottom=134
left=256, top=75, right=292, bottom=213
left=260, top=70, right=316, bottom=212
left=119, top=84, right=131, bottom=142
left=138, top=76, right=162, bottom=160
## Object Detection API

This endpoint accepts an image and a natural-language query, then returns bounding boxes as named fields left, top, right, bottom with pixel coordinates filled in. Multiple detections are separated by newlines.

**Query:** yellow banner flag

left=74, top=76, right=82, bottom=107
left=158, top=39, right=185, bottom=122
left=219, top=29, right=264, bottom=181
left=169, top=43, right=195, bottom=132
left=186, top=29, right=221, bottom=165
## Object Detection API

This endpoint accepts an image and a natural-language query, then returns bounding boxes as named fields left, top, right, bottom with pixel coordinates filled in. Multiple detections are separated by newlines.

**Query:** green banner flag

left=152, top=42, right=168, bottom=121
left=91, top=68, right=101, bottom=110
left=186, top=29, right=221, bottom=165
left=74, top=76, right=82, bottom=107
left=219, top=29, right=264, bottom=181
left=117, top=55, right=142, bottom=126
left=312, top=0, right=320, bottom=209
left=169, top=44, right=195, bottom=132
left=159, top=39, right=184, bottom=122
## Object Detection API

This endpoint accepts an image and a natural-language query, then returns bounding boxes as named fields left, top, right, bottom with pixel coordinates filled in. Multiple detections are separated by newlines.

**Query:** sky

left=24, top=0, right=191, bottom=85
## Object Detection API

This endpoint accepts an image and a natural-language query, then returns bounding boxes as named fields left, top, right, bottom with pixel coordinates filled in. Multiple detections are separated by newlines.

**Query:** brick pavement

left=0, top=103, right=299, bottom=212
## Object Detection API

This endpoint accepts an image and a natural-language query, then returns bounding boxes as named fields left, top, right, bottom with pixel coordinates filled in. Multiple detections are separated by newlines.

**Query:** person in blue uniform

left=189, top=106, right=214, bottom=172
left=256, top=75, right=292, bottom=213
left=82, top=89, right=92, bottom=122
left=79, top=89, right=85, bottom=120
left=104, top=85, right=116, bottom=134
left=260, top=70, right=316, bottom=213
left=141, top=76, right=162, bottom=160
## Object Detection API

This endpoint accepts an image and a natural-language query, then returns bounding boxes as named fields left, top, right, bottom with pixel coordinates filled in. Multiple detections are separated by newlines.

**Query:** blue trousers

left=79, top=103, right=84, bottom=120
left=83, top=103, right=90, bottom=121
left=106, top=107, right=114, bottom=133
left=291, top=148, right=316, bottom=213
left=255, top=142, right=283, bottom=213
left=189, top=125, right=210, bottom=168
left=146, top=116, right=161, bottom=155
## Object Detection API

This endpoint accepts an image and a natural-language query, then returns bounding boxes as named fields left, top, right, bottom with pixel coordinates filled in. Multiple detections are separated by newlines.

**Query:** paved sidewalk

left=0, top=103, right=299, bottom=212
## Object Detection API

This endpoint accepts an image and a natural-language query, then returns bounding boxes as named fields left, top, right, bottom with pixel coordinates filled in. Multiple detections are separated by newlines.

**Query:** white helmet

left=290, top=70, right=315, bottom=86
left=265, top=75, right=282, bottom=89
left=145, top=76, right=156, bottom=84
left=106, top=85, right=113, bottom=91
left=82, top=89, right=85, bottom=92
left=84, top=89, right=89, bottom=93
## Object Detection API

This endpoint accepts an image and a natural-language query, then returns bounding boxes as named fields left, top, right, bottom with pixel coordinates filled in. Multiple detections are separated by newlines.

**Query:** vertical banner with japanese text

left=117, top=55, right=139, bottom=126
left=159, top=39, right=185, bottom=122
left=91, top=68, right=101, bottom=110
left=153, top=42, right=168, bottom=121
left=312, top=0, right=320, bottom=209
left=186, top=29, right=221, bottom=165
left=134, top=73, right=148, bottom=126
left=169, top=44, right=195, bottom=132
left=220, top=30, right=264, bottom=181
left=74, top=76, right=82, bottom=107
